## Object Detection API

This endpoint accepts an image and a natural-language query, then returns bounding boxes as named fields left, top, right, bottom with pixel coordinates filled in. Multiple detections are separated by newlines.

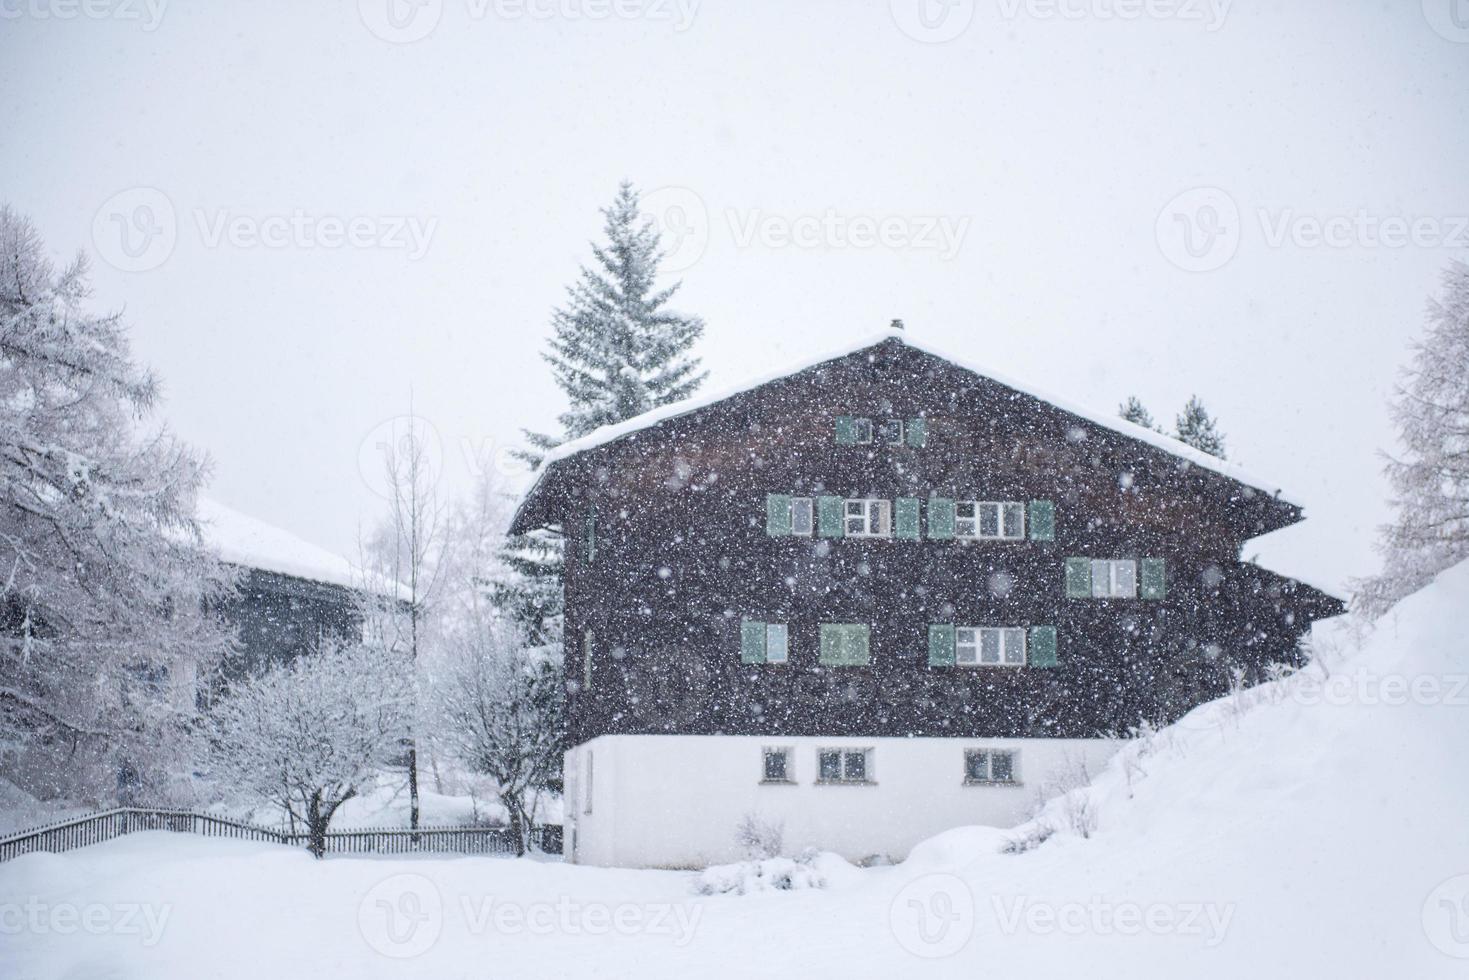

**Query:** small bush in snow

left=734, top=812, right=784, bottom=860
left=694, top=848, right=833, bottom=896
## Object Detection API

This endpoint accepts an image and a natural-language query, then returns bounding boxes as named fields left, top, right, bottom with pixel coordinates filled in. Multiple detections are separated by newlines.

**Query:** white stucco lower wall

left=562, top=734, right=1123, bottom=869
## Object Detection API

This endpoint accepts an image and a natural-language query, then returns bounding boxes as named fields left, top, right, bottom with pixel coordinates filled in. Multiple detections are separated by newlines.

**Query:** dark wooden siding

left=536, top=340, right=1341, bottom=744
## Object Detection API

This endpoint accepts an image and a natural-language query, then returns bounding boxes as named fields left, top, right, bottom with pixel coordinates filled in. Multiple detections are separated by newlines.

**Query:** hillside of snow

left=3, top=562, right=1466, bottom=978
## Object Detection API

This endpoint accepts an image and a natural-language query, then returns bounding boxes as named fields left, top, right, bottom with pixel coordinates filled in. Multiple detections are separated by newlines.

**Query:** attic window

left=880, top=419, right=904, bottom=445
left=835, top=416, right=874, bottom=445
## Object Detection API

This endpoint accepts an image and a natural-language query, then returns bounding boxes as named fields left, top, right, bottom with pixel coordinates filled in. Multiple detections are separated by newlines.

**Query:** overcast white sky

left=4, top=0, right=1467, bottom=594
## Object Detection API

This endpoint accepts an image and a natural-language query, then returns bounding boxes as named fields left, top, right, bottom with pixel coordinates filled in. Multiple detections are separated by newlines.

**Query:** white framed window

left=956, top=501, right=1025, bottom=540
left=765, top=623, right=789, bottom=664
left=761, top=747, right=793, bottom=783
left=790, top=497, right=814, bottom=536
left=852, top=418, right=874, bottom=444
left=964, top=749, right=1018, bottom=784
left=1090, top=559, right=1138, bottom=598
left=817, top=747, right=873, bottom=784
left=844, top=498, right=891, bottom=537
left=880, top=419, right=904, bottom=445
left=955, top=627, right=1027, bottom=666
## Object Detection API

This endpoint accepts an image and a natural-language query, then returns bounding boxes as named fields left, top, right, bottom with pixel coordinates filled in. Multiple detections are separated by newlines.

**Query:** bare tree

left=361, top=409, right=450, bottom=832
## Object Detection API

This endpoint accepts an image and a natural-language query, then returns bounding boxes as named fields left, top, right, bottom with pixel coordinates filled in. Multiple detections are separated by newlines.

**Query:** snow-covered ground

left=4, top=562, right=1467, bottom=978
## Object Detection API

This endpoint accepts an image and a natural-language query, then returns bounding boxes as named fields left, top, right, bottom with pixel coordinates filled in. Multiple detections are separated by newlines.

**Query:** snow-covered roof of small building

left=526, top=326, right=1304, bottom=508
left=198, top=497, right=375, bottom=593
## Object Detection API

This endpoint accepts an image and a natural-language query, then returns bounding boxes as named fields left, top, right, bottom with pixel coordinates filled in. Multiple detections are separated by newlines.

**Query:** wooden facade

left=514, top=336, right=1343, bottom=747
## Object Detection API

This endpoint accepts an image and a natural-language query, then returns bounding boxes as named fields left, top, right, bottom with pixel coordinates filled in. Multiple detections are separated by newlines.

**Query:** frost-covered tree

left=437, top=618, right=564, bottom=855
left=1118, top=396, right=1160, bottom=432
left=1357, top=261, right=1469, bottom=618
left=0, top=204, right=234, bottom=800
left=207, top=641, right=411, bottom=857
left=1174, top=395, right=1227, bottom=459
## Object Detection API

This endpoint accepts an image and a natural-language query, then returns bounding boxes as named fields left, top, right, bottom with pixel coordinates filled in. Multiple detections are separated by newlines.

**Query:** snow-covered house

left=511, top=329, right=1345, bottom=868
left=198, top=499, right=379, bottom=686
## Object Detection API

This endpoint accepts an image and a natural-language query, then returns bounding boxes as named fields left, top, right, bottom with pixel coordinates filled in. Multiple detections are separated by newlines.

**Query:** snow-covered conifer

left=1174, top=395, right=1227, bottom=458
left=1118, top=396, right=1160, bottom=431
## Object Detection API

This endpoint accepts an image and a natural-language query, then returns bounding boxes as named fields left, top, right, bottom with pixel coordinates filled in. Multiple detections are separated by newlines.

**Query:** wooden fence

left=0, top=807, right=561, bottom=862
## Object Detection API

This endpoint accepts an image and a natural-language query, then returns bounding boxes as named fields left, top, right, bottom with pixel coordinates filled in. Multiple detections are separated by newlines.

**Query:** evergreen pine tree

left=1119, top=396, right=1160, bottom=431
left=497, top=181, right=708, bottom=652
left=1174, top=395, right=1228, bottom=458
left=1357, top=260, right=1469, bottom=617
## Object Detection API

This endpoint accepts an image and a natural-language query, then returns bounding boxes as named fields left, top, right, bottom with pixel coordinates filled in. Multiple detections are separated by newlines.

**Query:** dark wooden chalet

left=513, top=332, right=1344, bottom=748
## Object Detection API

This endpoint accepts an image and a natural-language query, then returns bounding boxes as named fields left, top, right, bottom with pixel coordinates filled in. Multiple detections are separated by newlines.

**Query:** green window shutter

left=1028, top=500, right=1055, bottom=541
left=740, top=620, right=767, bottom=664
left=1065, top=557, right=1092, bottom=598
left=817, top=496, right=845, bottom=538
left=895, top=498, right=921, bottom=539
left=907, top=417, right=927, bottom=448
left=928, top=624, right=956, bottom=666
left=765, top=494, right=792, bottom=536
left=835, top=416, right=857, bottom=445
left=820, top=624, right=871, bottom=666
left=1028, top=626, right=1058, bottom=667
left=927, top=497, right=955, bottom=539
left=1141, top=558, right=1167, bottom=599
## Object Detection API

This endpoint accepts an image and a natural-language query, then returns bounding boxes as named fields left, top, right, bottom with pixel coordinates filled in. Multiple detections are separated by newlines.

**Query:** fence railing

left=0, top=807, right=561, bottom=862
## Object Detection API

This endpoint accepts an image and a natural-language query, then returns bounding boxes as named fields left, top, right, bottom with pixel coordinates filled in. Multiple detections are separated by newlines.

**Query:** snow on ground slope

left=2, top=562, right=1466, bottom=979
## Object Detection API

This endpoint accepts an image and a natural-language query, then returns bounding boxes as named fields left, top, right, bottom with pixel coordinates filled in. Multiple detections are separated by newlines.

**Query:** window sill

left=963, top=779, right=1023, bottom=788
left=758, top=779, right=797, bottom=786
left=815, top=779, right=878, bottom=787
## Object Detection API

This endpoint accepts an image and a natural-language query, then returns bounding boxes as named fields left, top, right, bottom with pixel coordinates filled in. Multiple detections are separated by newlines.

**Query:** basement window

left=817, top=748, right=874, bottom=784
left=964, top=749, right=1018, bottom=785
left=761, top=747, right=793, bottom=784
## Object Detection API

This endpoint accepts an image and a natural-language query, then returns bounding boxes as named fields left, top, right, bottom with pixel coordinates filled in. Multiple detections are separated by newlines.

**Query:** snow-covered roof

left=198, top=497, right=376, bottom=593
left=527, top=327, right=1304, bottom=508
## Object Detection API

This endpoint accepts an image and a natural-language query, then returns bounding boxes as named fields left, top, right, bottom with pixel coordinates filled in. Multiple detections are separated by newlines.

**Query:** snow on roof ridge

left=529, top=327, right=1304, bottom=508
left=198, top=496, right=393, bottom=595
